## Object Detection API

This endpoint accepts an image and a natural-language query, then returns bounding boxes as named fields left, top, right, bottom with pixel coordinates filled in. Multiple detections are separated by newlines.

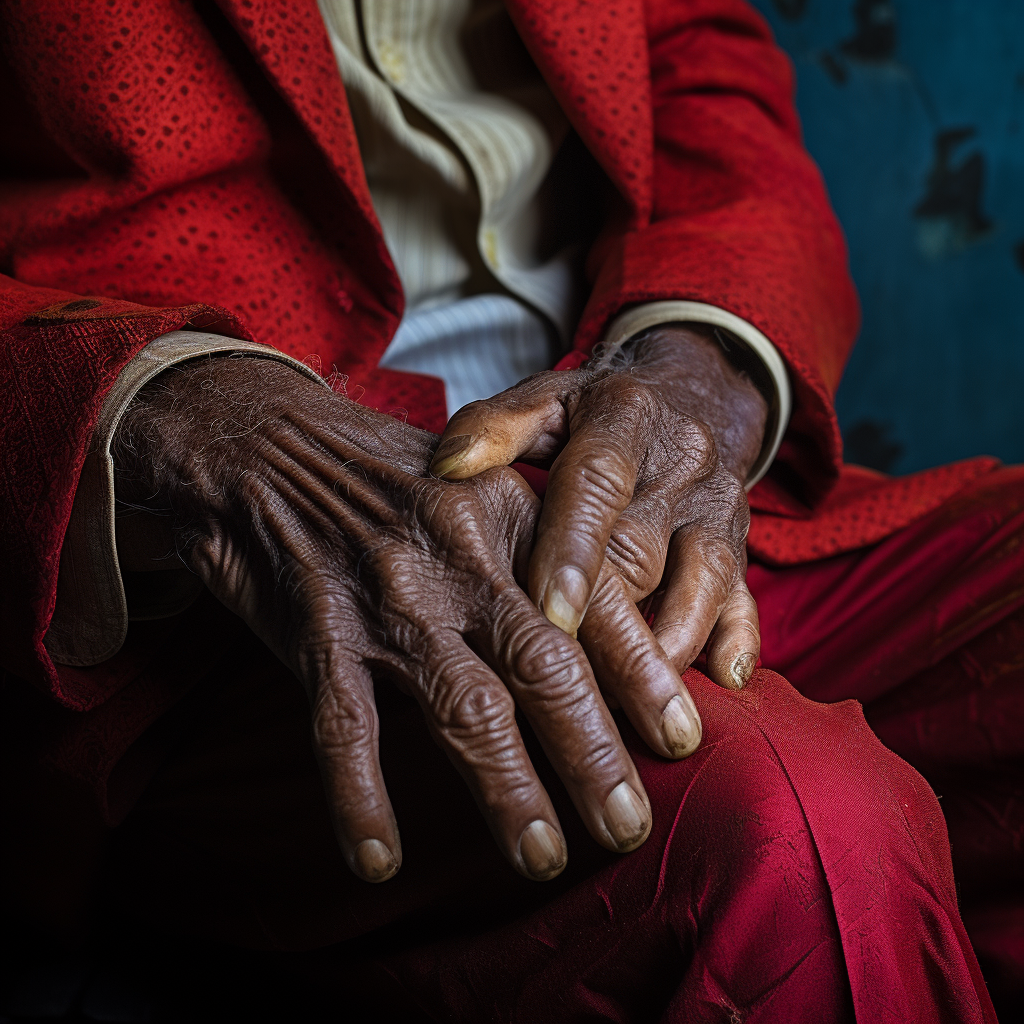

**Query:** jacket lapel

left=216, top=0, right=374, bottom=222
left=504, top=0, right=654, bottom=223
left=215, top=0, right=403, bottom=320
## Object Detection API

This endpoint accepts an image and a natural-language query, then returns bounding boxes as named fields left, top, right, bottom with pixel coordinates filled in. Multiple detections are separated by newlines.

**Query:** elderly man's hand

left=430, top=326, right=769, bottom=756
left=114, top=357, right=655, bottom=885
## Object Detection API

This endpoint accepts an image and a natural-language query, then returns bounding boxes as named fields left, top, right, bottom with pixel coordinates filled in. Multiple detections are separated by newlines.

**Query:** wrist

left=112, top=356, right=438, bottom=510
left=617, top=326, right=768, bottom=481
left=113, top=356, right=274, bottom=508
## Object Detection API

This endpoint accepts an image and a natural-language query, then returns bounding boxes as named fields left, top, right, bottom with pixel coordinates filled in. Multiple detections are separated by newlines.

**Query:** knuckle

left=575, top=458, right=634, bottom=510
left=507, top=623, right=585, bottom=700
left=620, top=626, right=663, bottom=673
left=477, top=465, right=541, bottom=519
left=497, top=464, right=541, bottom=504
left=569, top=736, right=623, bottom=785
left=607, top=379, right=661, bottom=423
left=441, top=678, right=516, bottom=737
left=424, top=489, right=485, bottom=542
left=683, top=419, right=718, bottom=476
left=478, top=775, right=538, bottom=818
left=606, top=621, right=665, bottom=683
left=606, top=516, right=665, bottom=591
left=368, top=547, right=433, bottom=609
left=703, top=537, right=738, bottom=589
left=685, top=472, right=748, bottom=545
left=679, top=530, right=736, bottom=601
left=293, top=574, right=351, bottom=634
left=703, top=473, right=750, bottom=550
left=419, top=640, right=516, bottom=737
left=656, top=419, right=718, bottom=486
left=310, top=684, right=376, bottom=755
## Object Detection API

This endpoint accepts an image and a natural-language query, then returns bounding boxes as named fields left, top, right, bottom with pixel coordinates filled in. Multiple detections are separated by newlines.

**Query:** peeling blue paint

left=754, top=0, right=1024, bottom=473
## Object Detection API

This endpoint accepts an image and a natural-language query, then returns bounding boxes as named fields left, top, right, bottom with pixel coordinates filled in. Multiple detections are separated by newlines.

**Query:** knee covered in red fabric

left=585, top=671, right=871, bottom=1014
left=628, top=668, right=944, bottom=928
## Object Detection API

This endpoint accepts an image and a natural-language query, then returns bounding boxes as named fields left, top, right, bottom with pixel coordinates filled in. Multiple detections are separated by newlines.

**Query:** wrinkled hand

left=430, top=325, right=769, bottom=756
left=114, top=357, right=657, bottom=885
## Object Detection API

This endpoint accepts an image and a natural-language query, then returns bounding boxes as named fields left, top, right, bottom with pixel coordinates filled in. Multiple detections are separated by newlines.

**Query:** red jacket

left=0, top=0, right=996, bottom=709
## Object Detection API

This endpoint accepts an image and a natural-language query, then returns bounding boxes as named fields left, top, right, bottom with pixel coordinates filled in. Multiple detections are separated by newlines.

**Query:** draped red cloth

left=1, top=1, right=1020, bottom=1019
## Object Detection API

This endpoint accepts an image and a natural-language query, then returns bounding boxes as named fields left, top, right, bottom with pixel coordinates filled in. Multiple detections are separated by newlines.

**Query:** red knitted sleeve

left=0, top=278, right=252, bottom=698
left=576, top=0, right=860, bottom=507
left=0, top=0, right=285, bottom=698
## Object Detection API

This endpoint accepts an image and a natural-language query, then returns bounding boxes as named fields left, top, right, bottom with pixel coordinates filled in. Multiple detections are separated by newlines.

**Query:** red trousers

left=7, top=469, right=1023, bottom=1022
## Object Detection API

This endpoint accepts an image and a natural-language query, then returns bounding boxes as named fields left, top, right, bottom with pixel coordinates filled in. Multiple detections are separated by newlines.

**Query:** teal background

left=748, top=0, right=1024, bottom=473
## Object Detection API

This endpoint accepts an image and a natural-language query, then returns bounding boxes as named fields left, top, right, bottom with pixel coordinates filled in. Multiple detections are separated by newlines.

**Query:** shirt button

left=377, top=42, right=405, bottom=84
left=482, top=229, right=500, bottom=269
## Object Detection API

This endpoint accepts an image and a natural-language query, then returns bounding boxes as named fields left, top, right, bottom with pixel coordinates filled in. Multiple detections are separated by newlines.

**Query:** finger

left=528, top=418, right=641, bottom=637
left=429, top=371, right=587, bottom=479
left=481, top=586, right=653, bottom=855
left=651, top=529, right=736, bottom=676
left=416, top=631, right=568, bottom=881
left=303, top=645, right=402, bottom=883
left=474, top=464, right=543, bottom=588
left=579, top=571, right=702, bottom=760
left=705, top=578, right=761, bottom=690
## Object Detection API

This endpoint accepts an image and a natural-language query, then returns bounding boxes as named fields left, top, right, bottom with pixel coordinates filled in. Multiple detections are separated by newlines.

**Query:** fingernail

left=354, top=838, right=399, bottom=882
left=541, top=567, right=589, bottom=638
left=731, top=652, right=756, bottom=689
left=603, top=781, right=651, bottom=852
left=519, top=820, right=567, bottom=881
left=430, top=434, right=475, bottom=479
left=661, top=693, right=702, bottom=758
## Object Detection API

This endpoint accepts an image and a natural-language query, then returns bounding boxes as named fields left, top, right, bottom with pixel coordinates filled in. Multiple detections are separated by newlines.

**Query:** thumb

left=430, top=370, right=586, bottom=480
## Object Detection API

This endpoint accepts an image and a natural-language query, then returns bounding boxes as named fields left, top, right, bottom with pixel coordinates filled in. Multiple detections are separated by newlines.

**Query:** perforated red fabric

left=747, top=457, right=1003, bottom=563
left=506, top=0, right=653, bottom=218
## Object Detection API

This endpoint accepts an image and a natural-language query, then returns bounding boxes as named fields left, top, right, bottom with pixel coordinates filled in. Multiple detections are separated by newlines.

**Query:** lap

left=750, top=465, right=1024, bottom=891
left=104, top=648, right=991, bottom=1021
left=19, top=464, right=1020, bottom=1020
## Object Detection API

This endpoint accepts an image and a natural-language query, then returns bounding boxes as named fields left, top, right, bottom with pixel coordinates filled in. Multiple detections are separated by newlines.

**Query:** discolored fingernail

left=541, top=567, right=589, bottom=638
left=730, top=652, right=757, bottom=690
left=603, top=781, right=651, bottom=852
left=430, top=434, right=475, bottom=479
left=519, top=820, right=567, bottom=881
left=354, top=839, right=399, bottom=882
left=661, top=693, right=702, bottom=758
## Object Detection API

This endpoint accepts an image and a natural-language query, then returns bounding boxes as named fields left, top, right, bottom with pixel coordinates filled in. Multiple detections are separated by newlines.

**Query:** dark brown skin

left=431, top=325, right=768, bottom=690
left=113, top=325, right=766, bottom=885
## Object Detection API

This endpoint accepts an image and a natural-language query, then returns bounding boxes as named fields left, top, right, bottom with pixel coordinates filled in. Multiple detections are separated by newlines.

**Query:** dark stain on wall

left=1014, top=240, right=1024, bottom=272
left=772, top=0, right=808, bottom=19
left=843, top=420, right=905, bottom=472
left=819, top=51, right=850, bottom=85
left=818, top=1, right=899, bottom=86
left=841, top=0, right=898, bottom=63
left=913, top=128, right=994, bottom=258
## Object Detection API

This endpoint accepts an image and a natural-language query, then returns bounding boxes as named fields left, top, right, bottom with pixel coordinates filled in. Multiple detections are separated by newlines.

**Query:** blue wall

left=748, top=0, right=1024, bottom=473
